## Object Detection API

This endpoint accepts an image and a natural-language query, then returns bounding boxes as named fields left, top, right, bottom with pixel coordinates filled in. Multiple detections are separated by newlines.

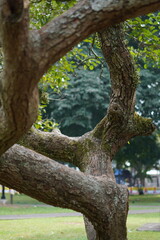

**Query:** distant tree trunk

left=1, top=185, right=6, bottom=199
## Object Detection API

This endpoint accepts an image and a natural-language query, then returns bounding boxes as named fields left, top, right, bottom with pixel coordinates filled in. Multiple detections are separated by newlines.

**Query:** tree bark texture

left=0, top=144, right=129, bottom=240
left=0, top=1, right=159, bottom=240
left=0, top=0, right=159, bottom=155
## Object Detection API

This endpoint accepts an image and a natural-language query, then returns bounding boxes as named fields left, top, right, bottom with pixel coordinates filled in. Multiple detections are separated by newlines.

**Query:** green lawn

left=0, top=204, right=159, bottom=215
left=0, top=213, right=160, bottom=240
left=3, top=192, right=160, bottom=205
left=0, top=217, right=87, bottom=240
left=0, top=193, right=159, bottom=215
left=127, top=213, right=160, bottom=240
left=0, top=193, right=160, bottom=240
left=2, top=193, right=43, bottom=205
left=129, top=194, right=160, bottom=206
left=0, top=205, right=74, bottom=215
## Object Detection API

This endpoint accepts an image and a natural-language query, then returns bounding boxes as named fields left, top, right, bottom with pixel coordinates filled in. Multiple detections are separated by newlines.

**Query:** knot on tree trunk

left=108, top=102, right=124, bottom=123
left=1, top=0, right=25, bottom=23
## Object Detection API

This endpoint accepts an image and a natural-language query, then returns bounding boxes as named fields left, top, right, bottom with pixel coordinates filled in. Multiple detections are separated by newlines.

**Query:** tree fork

left=82, top=24, right=156, bottom=240
left=0, top=1, right=159, bottom=240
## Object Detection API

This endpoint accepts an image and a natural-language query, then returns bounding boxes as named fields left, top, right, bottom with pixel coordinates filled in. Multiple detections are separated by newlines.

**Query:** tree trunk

left=0, top=1, right=158, bottom=240
left=13, top=22, right=155, bottom=240
left=0, top=0, right=159, bottom=156
left=82, top=140, right=128, bottom=240
left=1, top=185, right=6, bottom=199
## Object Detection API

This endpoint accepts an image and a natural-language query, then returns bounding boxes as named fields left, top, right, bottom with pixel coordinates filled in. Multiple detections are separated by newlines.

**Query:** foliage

left=29, top=1, right=103, bottom=132
left=45, top=65, right=110, bottom=136
left=115, top=134, right=160, bottom=186
left=30, top=0, right=78, bottom=92
left=23, top=3, right=160, bottom=133
left=34, top=106, right=59, bottom=131
left=136, top=69, right=160, bottom=126
left=126, top=12, right=160, bottom=69
left=44, top=59, right=160, bottom=136
left=29, top=0, right=77, bottom=129
left=30, top=0, right=77, bottom=30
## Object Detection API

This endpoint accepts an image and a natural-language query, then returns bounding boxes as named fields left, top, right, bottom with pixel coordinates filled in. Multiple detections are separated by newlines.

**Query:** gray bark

left=0, top=144, right=129, bottom=240
left=0, top=1, right=159, bottom=239
left=0, top=0, right=159, bottom=155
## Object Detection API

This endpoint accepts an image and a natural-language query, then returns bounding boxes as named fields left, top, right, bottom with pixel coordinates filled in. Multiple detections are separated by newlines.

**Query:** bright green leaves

left=40, top=55, right=74, bottom=93
left=34, top=89, right=59, bottom=131
left=126, top=12, right=160, bottom=69
left=29, top=0, right=79, bottom=131
left=29, top=2, right=160, bottom=133
left=30, top=0, right=77, bottom=29
left=71, top=37, right=103, bottom=72
left=34, top=104, right=59, bottom=132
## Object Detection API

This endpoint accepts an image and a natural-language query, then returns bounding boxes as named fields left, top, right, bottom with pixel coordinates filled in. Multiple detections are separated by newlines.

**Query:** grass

left=127, top=213, right=160, bottom=240
left=3, top=192, right=160, bottom=205
left=0, top=193, right=160, bottom=239
left=0, top=205, right=74, bottom=215
left=129, top=194, right=160, bottom=206
left=0, top=193, right=74, bottom=215
left=1, top=204, right=159, bottom=216
left=2, top=193, right=43, bottom=205
left=0, top=217, right=87, bottom=240
left=0, top=213, right=160, bottom=240
left=0, top=193, right=159, bottom=215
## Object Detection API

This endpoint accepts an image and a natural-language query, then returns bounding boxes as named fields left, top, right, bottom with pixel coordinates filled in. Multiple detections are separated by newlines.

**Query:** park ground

left=0, top=194, right=160, bottom=240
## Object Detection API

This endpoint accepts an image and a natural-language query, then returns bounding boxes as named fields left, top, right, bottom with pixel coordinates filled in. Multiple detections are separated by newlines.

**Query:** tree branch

left=0, top=0, right=39, bottom=155
left=2, top=0, right=24, bottom=22
left=99, top=24, right=138, bottom=117
left=31, top=0, right=160, bottom=79
left=92, top=24, right=156, bottom=156
left=19, top=127, right=81, bottom=167
left=0, top=144, right=128, bottom=229
left=131, top=113, right=156, bottom=136
left=0, top=0, right=159, bottom=156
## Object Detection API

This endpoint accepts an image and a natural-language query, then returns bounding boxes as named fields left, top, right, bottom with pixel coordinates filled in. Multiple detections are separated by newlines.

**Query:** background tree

left=44, top=12, right=160, bottom=135
left=115, top=135, right=160, bottom=187
left=45, top=62, right=160, bottom=136
left=0, top=1, right=160, bottom=240
left=45, top=66, right=110, bottom=136
left=136, top=69, right=160, bottom=126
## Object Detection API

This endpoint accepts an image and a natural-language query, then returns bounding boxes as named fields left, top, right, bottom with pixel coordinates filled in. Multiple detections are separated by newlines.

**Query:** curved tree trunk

left=0, top=1, right=158, bottom=240
left=0, top=0, right=159, bottom=155
left=83, top=147, right=128, bottom=240
left=81, top=23, right=155, bottom=239
left=13, top=23, right=155, bottom=240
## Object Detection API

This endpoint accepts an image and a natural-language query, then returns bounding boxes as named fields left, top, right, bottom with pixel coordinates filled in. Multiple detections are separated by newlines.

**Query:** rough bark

left=0, top=0, right=39, bottom=155
left=19, top=127, right=81, bottom=167
left=82, top=24, right=155, bottom=240
left=0, top=1, right=159, bottom=240
left=0, top=0, right=159, bottom=155
left=36, top=0, right=160, bottom=75
left=0, top=144, right=129, bottom=240
left=2, top=21, right=154, bottom=240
